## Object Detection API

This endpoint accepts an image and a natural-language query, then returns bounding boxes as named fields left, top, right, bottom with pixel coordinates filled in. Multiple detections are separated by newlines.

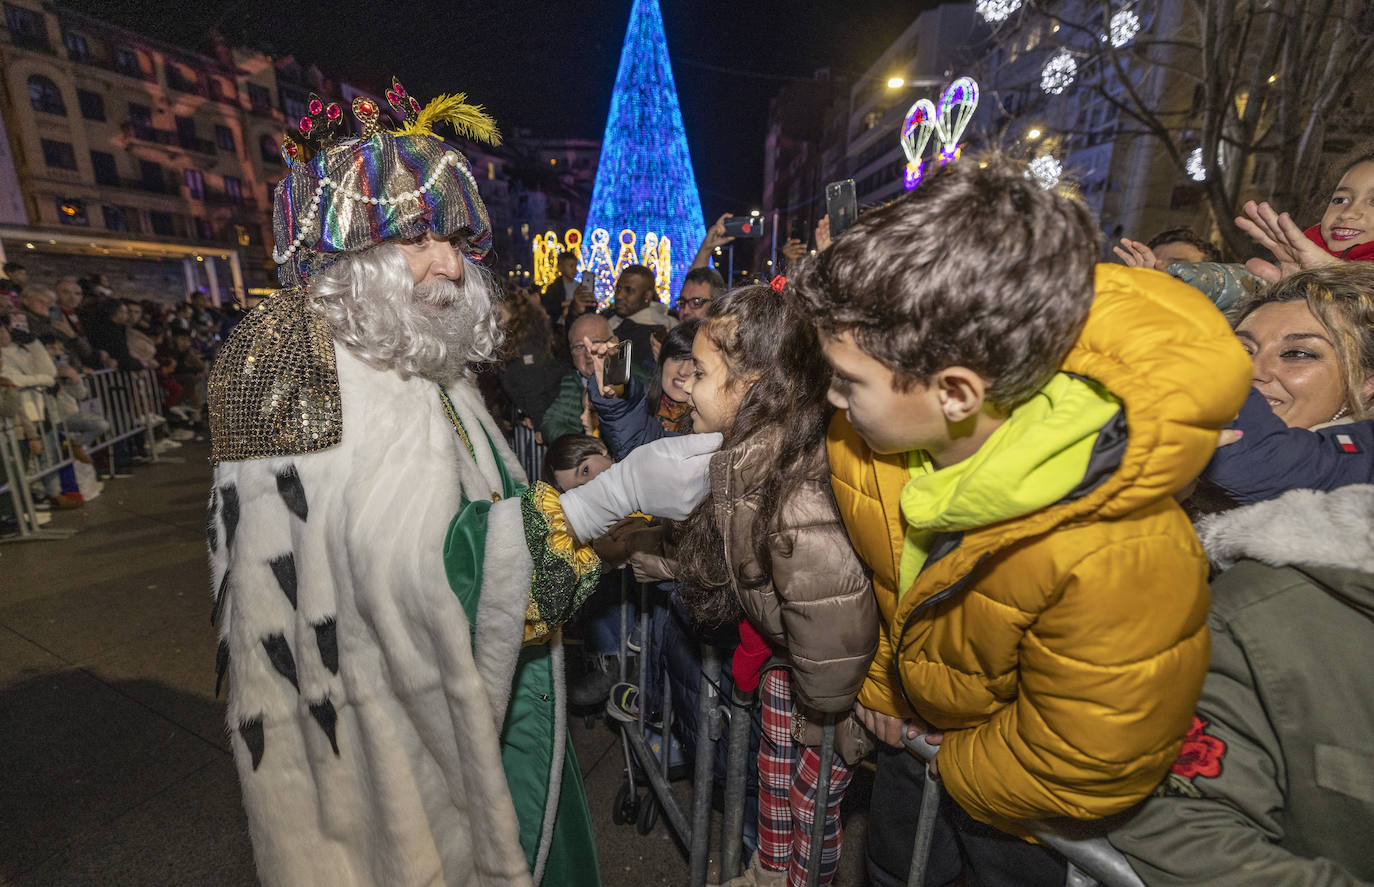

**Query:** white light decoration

left=1109, top=9, right=1140, bottom=47
left=1186, top=147, right=1207, bottom=182
left=899, top=76, right=980, bottom=190
left=976, top=0, right=1022, bottom=22
left=1040, top=51, right=1077, bottom=95
left=1028, top=154, right=1063, bottom=189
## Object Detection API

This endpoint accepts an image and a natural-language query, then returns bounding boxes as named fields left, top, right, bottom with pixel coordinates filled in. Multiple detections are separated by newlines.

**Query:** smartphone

left=722, top=216, right=765, bottom=238
left=602, top=339, right=633, bottom=387
left=53, top=353, right=69, bottom=368
left=825, top=179, right=858, bottom=239
left=788, top=217, right=808, bottom=243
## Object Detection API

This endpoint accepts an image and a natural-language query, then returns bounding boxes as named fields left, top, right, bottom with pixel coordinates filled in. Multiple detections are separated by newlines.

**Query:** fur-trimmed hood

left=1196, top=484, right=1374, bottom=617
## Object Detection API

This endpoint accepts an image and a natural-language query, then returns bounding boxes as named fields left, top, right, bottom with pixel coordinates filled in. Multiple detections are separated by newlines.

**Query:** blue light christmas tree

left=584, top=0, right=705, bottom=306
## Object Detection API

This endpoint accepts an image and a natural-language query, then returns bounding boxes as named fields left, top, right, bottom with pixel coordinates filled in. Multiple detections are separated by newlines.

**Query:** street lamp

left=887, top=77, right=905, bottom=89
left=1027, top=127, right=1043, bottom=140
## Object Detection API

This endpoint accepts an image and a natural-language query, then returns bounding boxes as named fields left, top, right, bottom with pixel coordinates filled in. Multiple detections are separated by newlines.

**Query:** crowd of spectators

left=478, top=148, right=1373, bottom=886
left=0, top=261, right=238, bottom=533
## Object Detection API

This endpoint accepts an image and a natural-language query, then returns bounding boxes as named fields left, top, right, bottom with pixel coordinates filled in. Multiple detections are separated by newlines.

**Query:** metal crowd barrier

left=601, top=576, right=1148, bottom=887
left=0, top=368, right=165, bottom=543
left=511, top=419, right=546, bottom=485
left=82, top=368, right=161, bottom=459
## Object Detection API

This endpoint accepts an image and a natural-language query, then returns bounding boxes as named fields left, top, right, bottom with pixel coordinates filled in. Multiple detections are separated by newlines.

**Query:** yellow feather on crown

left=395, top=93, right=502, bottom=146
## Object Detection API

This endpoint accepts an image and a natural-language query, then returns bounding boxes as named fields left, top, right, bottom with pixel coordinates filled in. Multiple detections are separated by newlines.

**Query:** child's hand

left=853, top=701, right=931, bottom=748
left=1113, top=237, right=1158, bottom=269
left=1236, top=200, right=1341, bottom=283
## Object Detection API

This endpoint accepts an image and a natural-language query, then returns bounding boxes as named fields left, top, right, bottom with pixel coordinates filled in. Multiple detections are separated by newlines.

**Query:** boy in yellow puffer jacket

left=792, top=156, right=1253, bottom=886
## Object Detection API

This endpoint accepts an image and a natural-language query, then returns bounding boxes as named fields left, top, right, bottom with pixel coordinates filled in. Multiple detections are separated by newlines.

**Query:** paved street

left=0, top=442, right=869, bottom=886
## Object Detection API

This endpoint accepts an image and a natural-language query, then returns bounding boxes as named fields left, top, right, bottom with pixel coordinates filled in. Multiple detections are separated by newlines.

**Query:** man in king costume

left=206, top=81, right=718, bottom=886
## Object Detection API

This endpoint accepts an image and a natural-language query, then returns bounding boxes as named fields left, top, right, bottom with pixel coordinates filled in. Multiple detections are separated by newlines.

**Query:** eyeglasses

left=682, top=297, right=711, bottom=309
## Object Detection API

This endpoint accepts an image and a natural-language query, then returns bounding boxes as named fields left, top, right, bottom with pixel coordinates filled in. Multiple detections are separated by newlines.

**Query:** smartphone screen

left=825, top=180, right=858, bottom=239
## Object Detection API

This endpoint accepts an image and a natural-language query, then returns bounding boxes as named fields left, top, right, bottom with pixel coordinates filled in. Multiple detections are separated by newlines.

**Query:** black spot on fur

left=309, top=699, right=340, bottom=755
left=206, top=489, right=218, bottom=554
left=269, top=554, right=297, bottom=609
left=219, top=484, right=240, bottom=553
left=211, top=569, right=230, bottom=626
left=276, top=466, right=308, bottom=521
left=215, top=638, right=229, bottom=697
left=261, top=634, right=299, bottom=692
left=314, top=618, right=338, bottom=675
left=239, top=717, right=264, bottom=770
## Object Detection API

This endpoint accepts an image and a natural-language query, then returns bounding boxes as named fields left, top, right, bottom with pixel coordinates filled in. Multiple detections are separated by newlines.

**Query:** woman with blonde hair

left=1202, top=262, right=1374, bottom=504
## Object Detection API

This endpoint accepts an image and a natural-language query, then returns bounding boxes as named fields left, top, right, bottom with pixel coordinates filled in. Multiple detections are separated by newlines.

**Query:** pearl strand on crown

left=273, top=152, right=476, bottom=265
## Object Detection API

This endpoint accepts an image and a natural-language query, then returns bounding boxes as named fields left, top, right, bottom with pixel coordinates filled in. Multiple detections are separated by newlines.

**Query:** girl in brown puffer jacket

left=672, top=284, right=879, bottom=887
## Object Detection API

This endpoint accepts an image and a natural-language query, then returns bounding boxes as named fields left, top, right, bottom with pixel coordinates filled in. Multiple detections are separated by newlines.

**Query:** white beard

left=309, top=247, right=502, bottom=385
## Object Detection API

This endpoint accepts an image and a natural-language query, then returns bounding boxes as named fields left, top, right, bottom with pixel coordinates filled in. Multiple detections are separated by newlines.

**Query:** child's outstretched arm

left=1204, top=388, right=1372, bottom=504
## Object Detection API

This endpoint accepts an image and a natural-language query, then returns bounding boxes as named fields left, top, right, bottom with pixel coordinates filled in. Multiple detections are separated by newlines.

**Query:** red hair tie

left=769, top=275, right=787, bottom=292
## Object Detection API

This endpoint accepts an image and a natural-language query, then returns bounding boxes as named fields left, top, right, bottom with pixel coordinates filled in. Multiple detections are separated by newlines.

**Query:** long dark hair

left=645, top=319, right=699, bottom=407
left=672, top=285, right=833, bottom=625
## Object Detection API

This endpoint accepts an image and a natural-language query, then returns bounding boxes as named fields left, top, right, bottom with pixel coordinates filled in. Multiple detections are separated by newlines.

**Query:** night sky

left=69, top=0, right=934, bottom=219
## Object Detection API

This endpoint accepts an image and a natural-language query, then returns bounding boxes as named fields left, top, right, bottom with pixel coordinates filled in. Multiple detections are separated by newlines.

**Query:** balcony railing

left=121, top=175, right=178, bottom=195
left=126, top=122, right=176, bottom=145
left=203, top=189, right=256, bottom=209
left=178, top=134, right=217, bottom=155
left=75, top=53, right=157, bottom=82
left=8, top=30, right=53, bottom=54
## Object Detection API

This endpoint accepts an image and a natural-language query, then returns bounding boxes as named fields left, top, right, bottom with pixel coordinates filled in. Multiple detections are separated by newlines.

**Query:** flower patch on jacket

left=1155, top=715, right=1227, bottom=798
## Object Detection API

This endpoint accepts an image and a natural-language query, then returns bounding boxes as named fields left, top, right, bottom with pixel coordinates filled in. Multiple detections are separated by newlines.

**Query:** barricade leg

left=905, top=770, right=943, bottom=887
left=802, top=722, right=836, bottom=887
left=720, top=685, right=755, bottom=880
left=687, top=645, right=722, bottom=887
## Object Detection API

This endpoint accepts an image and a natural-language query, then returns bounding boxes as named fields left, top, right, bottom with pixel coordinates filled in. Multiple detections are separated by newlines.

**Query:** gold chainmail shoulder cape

left=209, top=287, right=342, bottom=465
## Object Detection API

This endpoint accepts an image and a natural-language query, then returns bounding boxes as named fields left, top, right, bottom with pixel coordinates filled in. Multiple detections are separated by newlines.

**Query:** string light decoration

left=1028, top=154, right=1063, bottom=189
left=585, top=228, right=618, bottom=303
left=583, top=0, right=705, bottom=306
left=976, top=0, right=1022, bottom=22
left=1186, top=147, right=1207, bottom=182
left=1040, top=51, right=1078, bottom=95
left=1109, top=9, right=1140, bottom=47
left=900, top=77, right=980, bottom=190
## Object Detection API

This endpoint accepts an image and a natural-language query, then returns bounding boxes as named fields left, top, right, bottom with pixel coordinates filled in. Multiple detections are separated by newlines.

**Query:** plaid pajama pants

left=757, top=667, right=854, bottom=887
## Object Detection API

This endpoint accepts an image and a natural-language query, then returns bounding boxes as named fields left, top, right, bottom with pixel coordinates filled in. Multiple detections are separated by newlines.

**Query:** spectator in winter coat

left=1110, top=483, right=1374, bottom=886
left=794, top=157, right=1251, bottom=886
left=1203, top=264, right=1374, bottom=504
left=497, top=286, right=573, bottom=441
left=584, top=320, right=697, bottom=458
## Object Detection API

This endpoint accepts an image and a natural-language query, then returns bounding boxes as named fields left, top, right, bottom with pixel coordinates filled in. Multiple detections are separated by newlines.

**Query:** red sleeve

left=731, top=619, right=773, bottom=692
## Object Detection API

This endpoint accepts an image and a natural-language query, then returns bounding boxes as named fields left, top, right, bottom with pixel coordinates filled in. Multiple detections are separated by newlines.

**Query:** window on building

left=149, top=211, right=176, bottom=236
left=167, top=63, right=199, bottom=94
left=27, top=75, right=65, bottom=115
left=114, top=47, right=142, bottom=78
left=76, top=89, right=105, bottom=121
left=224, top=176, right=243, bottom=203
left=102, top=204, right=129, bottom=232
left=90, top=150, right=119, bottom=185
left=281, top=93, right=308, bottom=121
left=175, top=115, right=197, bottom=140
left=214, top=124, right=236, bottom=153
left=41, top=139, right=77, bottom=169
left=4, top=4, right=48, bottom=50
left=185, top=168, right=205, bottom=200
left=128, top=102, right=152, bottom=126
left=259, top=133, right=280, bottom=163
left=56, top=198, right=88, bottom=226
left=139, top=159, right=165, bottom=192
left=194, top=217, right=215, bottom=241
left=247, top=83, right=272, bottom=110
left=63, top=29, right=90, bottom=61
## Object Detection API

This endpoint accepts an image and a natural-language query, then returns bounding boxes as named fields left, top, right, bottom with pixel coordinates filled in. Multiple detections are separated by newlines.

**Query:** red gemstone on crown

left=360, top=100, right=375, bottom=114
left=326, top=103, right=341, bottom=119
left=385, top=90, right=398, bottom=105
left=395, top=84, right=406, bottom=98
left=308, top=98, right=323, bottom=115
left=409, top=96, right=421, bottom=113
left=299, top=116, right=313, bottom=133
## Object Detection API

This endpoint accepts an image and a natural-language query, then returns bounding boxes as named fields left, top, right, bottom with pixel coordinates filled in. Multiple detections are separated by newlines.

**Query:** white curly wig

left=308, top=243, right=502, bottom=384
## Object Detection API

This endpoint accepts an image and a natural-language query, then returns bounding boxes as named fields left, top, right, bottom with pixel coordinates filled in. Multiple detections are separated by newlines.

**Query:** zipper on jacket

left=893, top=554, right=990, bottom=716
